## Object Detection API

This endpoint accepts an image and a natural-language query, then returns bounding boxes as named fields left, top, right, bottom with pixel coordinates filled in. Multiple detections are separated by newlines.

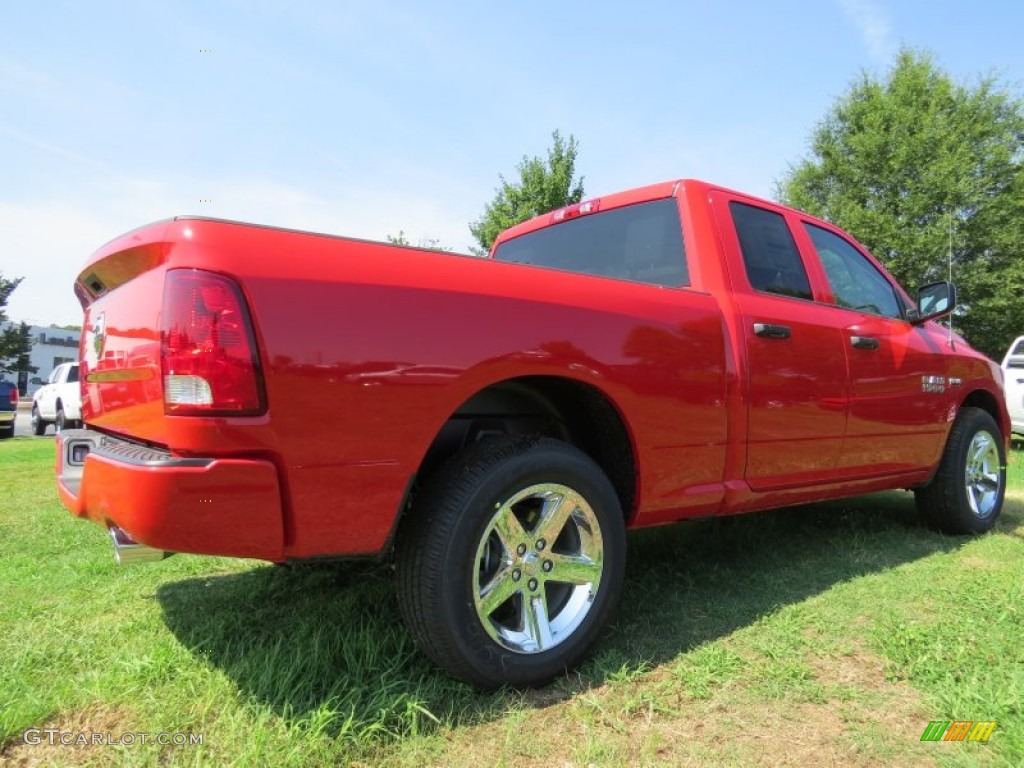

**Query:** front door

left=798, top=221, right=951, bottom=475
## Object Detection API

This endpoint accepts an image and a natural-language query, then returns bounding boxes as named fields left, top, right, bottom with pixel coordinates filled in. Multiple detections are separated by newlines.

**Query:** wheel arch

left=411, top=375, right=638, bottom=524
left=959, top=388, right=1009, bottom=442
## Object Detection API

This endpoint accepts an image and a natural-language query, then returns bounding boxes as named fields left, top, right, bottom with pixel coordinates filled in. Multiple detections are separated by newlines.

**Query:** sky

left=2, top=0, right=1024, bottom=326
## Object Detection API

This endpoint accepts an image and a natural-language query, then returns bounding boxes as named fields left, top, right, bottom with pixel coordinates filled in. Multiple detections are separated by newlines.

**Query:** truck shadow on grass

left=156, top=490, right=1018, bottom=742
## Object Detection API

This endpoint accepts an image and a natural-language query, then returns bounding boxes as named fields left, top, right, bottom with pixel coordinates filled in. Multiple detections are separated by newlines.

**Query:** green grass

left=1, top=437, right=1022, bottom=766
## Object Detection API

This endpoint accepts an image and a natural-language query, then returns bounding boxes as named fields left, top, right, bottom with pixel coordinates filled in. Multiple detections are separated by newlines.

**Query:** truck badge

left=91, top=312, right=106, bottom=360
left=921, top=375, right=947, bottom=393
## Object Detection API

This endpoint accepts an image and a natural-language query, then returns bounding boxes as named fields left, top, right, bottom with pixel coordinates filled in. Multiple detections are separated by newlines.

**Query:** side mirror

left=910, top=281, right=957, bottom=325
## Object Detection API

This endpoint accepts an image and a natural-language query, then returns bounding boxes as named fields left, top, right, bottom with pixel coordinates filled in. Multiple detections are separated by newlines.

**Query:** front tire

left=30, top=405, right=46, bottom=436
left=55, top=406, right=66, bottom=434
left=915, top=407, right=1005, bottom=534
left=395, top=435, right=626, bottom=689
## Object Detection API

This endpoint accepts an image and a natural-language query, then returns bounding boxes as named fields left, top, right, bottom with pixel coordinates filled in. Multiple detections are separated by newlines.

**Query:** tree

left=386, top=231, right=452, bottom=252
left=0, top=273, right=36, bottom=379
left=469, top=130, right=585, bottom=254
left=777, top=49, right=1024, bottom=359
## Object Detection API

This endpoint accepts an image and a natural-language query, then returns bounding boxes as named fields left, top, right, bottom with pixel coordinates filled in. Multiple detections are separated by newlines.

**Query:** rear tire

left=55, top=407, right=66, bottom=434
left=31, top=405, right=46, bottom=436
left=0, top=423, right=13, bottom=439
left=915, top=407, right=1005, bottom=534
left=395, top=435, right=626, bottom=689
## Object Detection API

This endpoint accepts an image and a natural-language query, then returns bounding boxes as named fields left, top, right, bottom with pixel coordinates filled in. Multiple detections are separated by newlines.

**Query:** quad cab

left=55, top=179, right=1009, bottom=688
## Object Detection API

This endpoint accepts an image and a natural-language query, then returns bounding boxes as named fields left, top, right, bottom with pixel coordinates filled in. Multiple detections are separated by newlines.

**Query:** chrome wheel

left=396, top=436, right=626, bottom=688
left=473, top=483, right=604, bottom=654
left=964, top=429, right=1001, bottom=518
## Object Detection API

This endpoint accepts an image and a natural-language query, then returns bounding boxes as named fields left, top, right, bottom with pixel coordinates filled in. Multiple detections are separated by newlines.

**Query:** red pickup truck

left=56, top=179, right=1008, bottom=688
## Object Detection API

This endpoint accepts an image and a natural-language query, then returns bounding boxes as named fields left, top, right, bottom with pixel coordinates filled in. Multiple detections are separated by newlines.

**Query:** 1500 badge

left=922, top=375, right=947, bottom=393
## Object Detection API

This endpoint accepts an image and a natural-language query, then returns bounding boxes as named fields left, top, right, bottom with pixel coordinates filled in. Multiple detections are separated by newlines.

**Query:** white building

left=1, top=322, right=81, bottom=396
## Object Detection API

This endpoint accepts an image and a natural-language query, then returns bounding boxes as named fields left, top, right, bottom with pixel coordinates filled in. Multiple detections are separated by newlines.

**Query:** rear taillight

left=8, top=388, right=17, bottom=407
left=160, top=269, right=265, bottom=415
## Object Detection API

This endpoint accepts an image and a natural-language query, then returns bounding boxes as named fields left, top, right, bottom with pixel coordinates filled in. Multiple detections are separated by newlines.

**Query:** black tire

left=915, top=406, right=1006, bottom=534
left=0, top=423, right=13, bottom=439
left=30, top=405, right=46, bottom=436
left=395, top=435, right=626, bottom=689
left=55, top=406, right=66, bottom=434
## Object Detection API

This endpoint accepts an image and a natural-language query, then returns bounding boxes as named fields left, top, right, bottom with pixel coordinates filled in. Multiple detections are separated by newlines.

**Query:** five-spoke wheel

left=396, top=435, right=625, bottom=689
left=473, top=483, right=604, bottom=655
left=916, top=406, right=1005, bottom=534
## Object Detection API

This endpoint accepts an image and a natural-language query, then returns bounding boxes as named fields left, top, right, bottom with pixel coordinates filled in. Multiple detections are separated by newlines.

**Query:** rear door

left=711, top=194, right=850, bottom=491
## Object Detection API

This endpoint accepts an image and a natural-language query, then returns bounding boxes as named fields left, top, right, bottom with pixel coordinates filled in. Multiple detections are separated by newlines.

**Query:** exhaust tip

left=109, top=526, right=173, bottom=565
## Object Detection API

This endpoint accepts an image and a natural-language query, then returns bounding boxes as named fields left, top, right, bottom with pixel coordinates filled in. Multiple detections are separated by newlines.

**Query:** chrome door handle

left=753, top=323, right=791, bottom=340
left=850, top=336, right=879, bottom=350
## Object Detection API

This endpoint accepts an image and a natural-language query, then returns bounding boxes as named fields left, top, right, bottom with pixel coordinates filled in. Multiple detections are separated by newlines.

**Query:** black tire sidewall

left=434, top=442, right=625, bottom=687
left=949, top=409, right=1006, bottom=533
left=31, top=406, right=45, bottom=436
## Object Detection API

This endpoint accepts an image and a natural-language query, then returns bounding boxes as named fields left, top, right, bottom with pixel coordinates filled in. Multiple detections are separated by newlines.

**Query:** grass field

left=1, top=437, right=1021, bottom=767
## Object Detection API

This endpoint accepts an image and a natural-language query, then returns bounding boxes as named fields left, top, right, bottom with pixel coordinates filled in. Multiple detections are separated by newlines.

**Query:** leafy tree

left=469, top=130, right=585, bottom=254
left=777, top=49, right=1024, bottom=359
left=0, top=273, right=36, bottom=378
left=2, top=323, right=36, bottom=380
left=386, top=231, right=452, bottom=252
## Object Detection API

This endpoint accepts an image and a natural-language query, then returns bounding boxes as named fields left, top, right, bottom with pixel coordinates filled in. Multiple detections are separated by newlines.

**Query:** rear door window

left=729, top=202, right=812, bottom=300
left=493, top=198, right=688, bottom=287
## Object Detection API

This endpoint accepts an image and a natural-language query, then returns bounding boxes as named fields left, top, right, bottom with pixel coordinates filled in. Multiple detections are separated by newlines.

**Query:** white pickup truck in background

left=32, top=362, right=82, bottom=435
left=1001, top=336, right=1024, bottom=437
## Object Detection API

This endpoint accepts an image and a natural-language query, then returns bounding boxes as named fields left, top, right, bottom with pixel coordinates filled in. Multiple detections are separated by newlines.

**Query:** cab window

left=493, top=199, right=688, bottom=288
left=803, top=223, right=902, bottom=319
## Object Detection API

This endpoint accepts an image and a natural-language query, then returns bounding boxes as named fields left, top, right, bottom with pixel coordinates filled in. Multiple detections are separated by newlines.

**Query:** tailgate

left=77, top=221, right=172, bottom=441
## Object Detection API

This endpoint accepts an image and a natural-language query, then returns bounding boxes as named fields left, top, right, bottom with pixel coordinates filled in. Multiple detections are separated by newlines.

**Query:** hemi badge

left=948, top=377, right=963, bottom=388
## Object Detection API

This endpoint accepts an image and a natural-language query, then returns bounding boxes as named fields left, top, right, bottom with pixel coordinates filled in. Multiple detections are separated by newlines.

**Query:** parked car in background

left=1001, top=336, right=1024, bottom=437
left=32, top=362, right=82, bottom=435
left=0, top=380, right=17, bottom=439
